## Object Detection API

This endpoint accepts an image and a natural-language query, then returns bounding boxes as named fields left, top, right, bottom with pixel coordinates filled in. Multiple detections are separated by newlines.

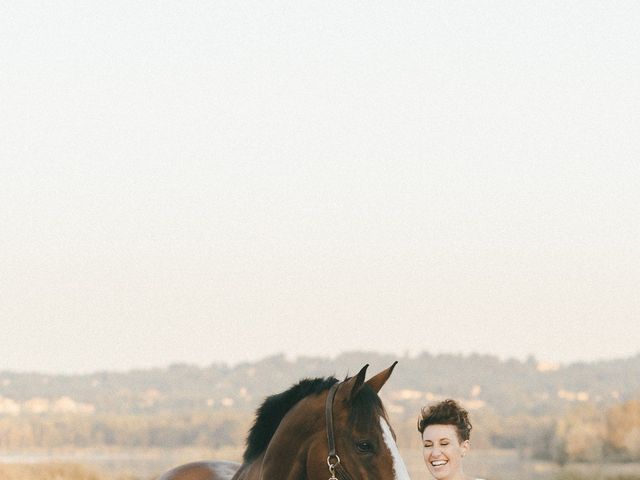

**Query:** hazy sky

left=2, top=2, right=639, bottom=374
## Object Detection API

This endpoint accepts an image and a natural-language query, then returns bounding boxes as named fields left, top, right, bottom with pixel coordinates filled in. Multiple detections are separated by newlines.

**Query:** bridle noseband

left=325, top=381, right=353, bottom=480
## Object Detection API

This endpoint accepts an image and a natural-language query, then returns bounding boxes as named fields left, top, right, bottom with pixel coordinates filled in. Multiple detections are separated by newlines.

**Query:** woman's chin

left=428, top=464, right=451, bottom=479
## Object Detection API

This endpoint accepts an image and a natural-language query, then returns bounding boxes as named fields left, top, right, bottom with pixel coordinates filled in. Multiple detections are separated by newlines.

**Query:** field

left=2, top=448, right=640, bottom=480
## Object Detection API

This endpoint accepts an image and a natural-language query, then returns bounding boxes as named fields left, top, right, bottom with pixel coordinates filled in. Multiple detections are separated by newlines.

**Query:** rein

left=325, top=382, right=353, bottom=480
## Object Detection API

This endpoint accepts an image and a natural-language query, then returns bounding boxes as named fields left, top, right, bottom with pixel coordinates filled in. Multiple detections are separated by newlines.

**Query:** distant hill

left=2, top=351, right=640, bottom=417
left=2, top=351, right=640, bottom=461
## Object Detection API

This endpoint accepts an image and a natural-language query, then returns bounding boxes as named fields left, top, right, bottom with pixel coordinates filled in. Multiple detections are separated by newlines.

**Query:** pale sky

left=2, top=2, right=639, bottom=374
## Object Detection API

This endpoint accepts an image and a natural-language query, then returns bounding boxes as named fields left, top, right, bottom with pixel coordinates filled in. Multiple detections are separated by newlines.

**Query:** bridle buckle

left=327, top=454, right=340, bottom=480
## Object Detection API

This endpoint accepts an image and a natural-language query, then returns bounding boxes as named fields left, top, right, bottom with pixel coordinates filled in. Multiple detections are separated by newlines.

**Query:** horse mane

left=243, top=376, right=339, bottom=462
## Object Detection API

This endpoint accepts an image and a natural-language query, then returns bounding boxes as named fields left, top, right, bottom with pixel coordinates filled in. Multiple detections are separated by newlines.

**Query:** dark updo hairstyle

left=417, top=399, right=472, bottom=442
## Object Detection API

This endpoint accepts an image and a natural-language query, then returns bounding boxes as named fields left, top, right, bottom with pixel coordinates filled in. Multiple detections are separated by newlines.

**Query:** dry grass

left=555, top=474, right=640, bottom=480
left=0, top=463, right=140, bottom=480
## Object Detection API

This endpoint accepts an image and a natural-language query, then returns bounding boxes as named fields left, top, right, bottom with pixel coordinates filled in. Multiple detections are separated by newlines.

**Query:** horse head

left=259, top=362, right=410, bottom=480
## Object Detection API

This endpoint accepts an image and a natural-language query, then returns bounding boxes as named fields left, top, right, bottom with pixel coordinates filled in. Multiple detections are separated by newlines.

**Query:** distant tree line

left=0, top=411, right=249, bottom=450
left=549, top=399, right=640, bottom=463
left=2, top=352, right=640, bottom=464
left=2, top=352, right=640, bottom=417
left=2, top=398, right=640, bottom=463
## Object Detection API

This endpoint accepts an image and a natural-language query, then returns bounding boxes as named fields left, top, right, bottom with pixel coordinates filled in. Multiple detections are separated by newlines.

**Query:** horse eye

left=356, top=440, right=374, bottom=453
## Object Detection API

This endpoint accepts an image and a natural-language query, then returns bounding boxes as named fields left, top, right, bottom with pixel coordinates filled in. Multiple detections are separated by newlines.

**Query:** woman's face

left=422, top=424, right=469, bottom=480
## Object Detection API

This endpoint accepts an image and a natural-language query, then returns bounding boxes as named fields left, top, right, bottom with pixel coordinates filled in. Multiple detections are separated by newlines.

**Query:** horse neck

left=250, top=395, right=325, bottom=480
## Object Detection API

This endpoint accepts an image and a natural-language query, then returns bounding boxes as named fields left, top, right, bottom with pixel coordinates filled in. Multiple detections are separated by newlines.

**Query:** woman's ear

left=461, top=439, right=470, bottom=457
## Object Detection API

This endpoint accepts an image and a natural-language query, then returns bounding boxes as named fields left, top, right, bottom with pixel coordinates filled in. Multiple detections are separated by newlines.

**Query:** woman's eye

left=356, top=441, right=374, bottom=453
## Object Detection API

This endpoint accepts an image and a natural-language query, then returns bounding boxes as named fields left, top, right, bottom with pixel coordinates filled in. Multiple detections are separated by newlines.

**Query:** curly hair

left=417, top=399, right=472, bottom=442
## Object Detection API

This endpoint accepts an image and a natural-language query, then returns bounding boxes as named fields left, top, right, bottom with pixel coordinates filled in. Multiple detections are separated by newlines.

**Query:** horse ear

left=343, top=364, right=369, bottom=402
left=365, top=361, right=398, bottom=393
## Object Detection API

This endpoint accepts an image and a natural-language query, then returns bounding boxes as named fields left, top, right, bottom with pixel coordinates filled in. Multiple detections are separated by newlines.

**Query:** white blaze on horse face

left=380, top=417, right=411, bottom=480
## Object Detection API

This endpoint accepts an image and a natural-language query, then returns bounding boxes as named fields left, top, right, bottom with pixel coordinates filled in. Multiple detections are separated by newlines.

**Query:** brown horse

left=157, top=362, right=410, bottom=480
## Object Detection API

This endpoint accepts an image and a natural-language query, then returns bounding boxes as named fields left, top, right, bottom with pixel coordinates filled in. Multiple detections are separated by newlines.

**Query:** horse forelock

left=348, top=383, right=386, bottom=427
left=243, top=376, right=339, bottom=463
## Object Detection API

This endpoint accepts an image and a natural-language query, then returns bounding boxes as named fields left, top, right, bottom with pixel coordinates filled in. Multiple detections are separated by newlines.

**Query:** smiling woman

left=417, top=399, right=486, bottom=480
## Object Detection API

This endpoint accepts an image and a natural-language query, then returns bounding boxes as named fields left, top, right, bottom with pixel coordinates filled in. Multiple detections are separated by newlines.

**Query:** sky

left=1, top=1, right=639, bottom=374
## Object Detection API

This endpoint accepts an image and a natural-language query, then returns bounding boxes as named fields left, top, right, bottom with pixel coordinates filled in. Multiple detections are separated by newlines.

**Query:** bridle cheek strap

left=325, top=382, right=354, bottom=480
left=325, top=382, right=340, bottom=458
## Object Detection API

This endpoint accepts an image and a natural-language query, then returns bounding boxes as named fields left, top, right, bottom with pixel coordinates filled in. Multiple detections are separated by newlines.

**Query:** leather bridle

left=325, top=381, right=353, bottom=480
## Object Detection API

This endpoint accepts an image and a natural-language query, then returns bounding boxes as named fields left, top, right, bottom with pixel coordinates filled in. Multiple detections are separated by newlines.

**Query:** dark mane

left=243, top=376, right=339, bottom=462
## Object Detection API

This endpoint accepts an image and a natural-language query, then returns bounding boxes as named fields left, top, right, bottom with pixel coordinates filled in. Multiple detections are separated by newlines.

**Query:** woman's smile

left=422, top=424, right=468, bottom=480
